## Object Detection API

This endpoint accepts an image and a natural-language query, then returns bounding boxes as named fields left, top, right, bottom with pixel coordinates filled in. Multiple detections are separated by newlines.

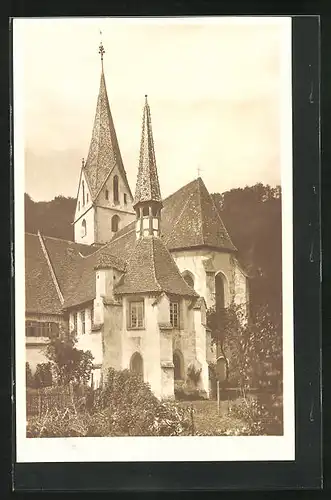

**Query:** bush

left=227, top=394, right=283, bottom=436
left=175, top=383, right=208, bottom=401
left=45, top=337, right=93, bottom=386
left=34, top=363, right=53, bottom=388
left=26, top=362, right=34, bottom=388
left=93, top=368, right=191, bottom=436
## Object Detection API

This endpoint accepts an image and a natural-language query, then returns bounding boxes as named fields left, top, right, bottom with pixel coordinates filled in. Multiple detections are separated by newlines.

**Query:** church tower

left=73, top=42, right=135, bottom=246
left=134, top=95, right=162, bottom=239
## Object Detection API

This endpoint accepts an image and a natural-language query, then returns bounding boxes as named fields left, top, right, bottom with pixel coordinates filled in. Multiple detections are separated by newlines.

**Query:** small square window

left=170, top=302, right=180, bottom=328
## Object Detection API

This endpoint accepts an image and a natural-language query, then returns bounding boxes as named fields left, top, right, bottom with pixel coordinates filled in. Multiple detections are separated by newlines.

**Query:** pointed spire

left=83, top=42, right=132, bottom=202
left=133, top=95, right=162, bottom=207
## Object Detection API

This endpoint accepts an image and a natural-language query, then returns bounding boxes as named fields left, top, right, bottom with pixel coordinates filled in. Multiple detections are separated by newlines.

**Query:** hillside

left=24, top=183, right=282, bottom=318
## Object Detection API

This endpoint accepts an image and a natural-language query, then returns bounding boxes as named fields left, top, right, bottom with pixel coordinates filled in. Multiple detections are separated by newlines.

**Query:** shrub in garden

left=34, top=362, right=53, bottom=388
left=45, top=336, right=93, bottom=386
left=26, top=362, right=34, bottom=388
left=174, top=383, right=208, bottom=401
left=227, top=395, right=283, bottom=436
left=92, top=368, right=191, bottom=436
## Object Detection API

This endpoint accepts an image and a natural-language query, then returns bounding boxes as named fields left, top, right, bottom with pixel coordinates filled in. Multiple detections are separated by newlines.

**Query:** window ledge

left=161, top=361, right=174, bottom=369
left=26, top=337, right=50, bottom=345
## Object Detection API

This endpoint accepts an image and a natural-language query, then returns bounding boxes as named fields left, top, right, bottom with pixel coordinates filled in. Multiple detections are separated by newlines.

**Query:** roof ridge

left=37, top=231, right=64, bottom=305
left=26, top=232, right=79, bottom=246
left=155, top=236, right=199, bottom=296
left=108, top=227, right=135, bottom=246
left=197, top=178, right=206, bottom=245
left=164, top=190, right=195, bottom=246
left=209, top=186, right=237, bottom=251
left=151, top=237, right=163, bottom=291
left=162, top=177, right=198, bottom=204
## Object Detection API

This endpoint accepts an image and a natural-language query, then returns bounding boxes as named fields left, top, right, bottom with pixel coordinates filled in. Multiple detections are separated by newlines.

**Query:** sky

left=16, top=17, right=291, bottom=202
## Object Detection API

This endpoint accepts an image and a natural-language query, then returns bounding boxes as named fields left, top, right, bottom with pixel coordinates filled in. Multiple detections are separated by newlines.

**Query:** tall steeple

left=73, top=40, right=135, bottom=246
left=134, top=95, right=162, bottom=239
left=82, top=41, right=132, bottom=202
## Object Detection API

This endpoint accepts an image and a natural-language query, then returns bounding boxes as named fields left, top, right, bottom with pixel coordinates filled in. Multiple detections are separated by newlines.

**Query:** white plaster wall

left=95, top=165, right=134, bottom=212
left=74, top=205, right=95, bottom=245
left=76, top=331, right=103, bottom=366
left=194, top=309, right=209, bottom=396
left=95, top=206, right=135, bottom=244
left=26, top=345, right=48, bottom=372
left=172, top=249, right=247, bottom=310
left=121, top=296, right=163, bottom=399
left=74, top=170, right=93, bottom=221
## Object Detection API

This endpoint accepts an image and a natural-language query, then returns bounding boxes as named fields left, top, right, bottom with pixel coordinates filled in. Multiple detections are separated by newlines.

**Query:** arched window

left=130, top=352, right=143, bottom=378
left=82, top=180, right=85, bottom=206
left=182, top=271, right=195, bottom=289
left=81, top=219, right=87, bottom=237
left=111, top=214, right=120, bottom=232
left=113, top=175, right=119, bottom=203
left=173, top=350, right=184, bottom=380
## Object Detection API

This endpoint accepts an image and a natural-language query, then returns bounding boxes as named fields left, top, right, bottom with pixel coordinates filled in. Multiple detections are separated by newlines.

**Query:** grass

left=178, top=399, right=247, bottom=436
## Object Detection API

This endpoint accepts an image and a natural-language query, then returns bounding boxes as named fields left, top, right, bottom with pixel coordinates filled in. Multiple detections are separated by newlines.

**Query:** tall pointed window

left=111, top=214, right=120, bottom=232
left=82, top=180, right=85, bottom=206
left=81, top=219, right=87, bottom=237
left=105, top=189, right=109, bottom=200
left=113, top=175, right=119, bottom=203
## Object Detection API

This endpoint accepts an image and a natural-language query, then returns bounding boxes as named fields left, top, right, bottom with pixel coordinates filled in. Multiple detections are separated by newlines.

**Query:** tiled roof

left=161, top=177, right=237, bottom=252
left=110, top=177, right=236, bottom=253
left=25, top=233, right=126, bottom=313
left=114, top=236, right=198, bottom=297
left=133, top=96, right=162, bottom=207
left=25, top=178, right=237, bottom=313
left=83, top=69, right=132, bottom=201
left=25, top=233, right=63, bottom=315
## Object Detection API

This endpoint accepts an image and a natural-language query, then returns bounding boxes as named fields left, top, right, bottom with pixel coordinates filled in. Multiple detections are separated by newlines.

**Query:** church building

left=25, top=44, right=249, bottom=399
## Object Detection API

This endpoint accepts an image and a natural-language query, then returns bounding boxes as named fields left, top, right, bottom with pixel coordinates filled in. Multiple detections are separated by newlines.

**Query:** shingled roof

left=114, top=236, right=197, bottom=297
left=83, top=68, right=132, bottom=201
left=25, top=233, right=126, bottom=313
left=133, top=96, right=162, bottom=207
left=161, top=177, right=237, bottom=252
left=108, top=177, right=236, bottom=253
left=25, top=178, right=236, bottom=314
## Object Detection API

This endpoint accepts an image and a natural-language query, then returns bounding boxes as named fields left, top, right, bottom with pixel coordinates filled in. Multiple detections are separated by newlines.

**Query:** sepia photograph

left=14, top=16, right=294, bottom=462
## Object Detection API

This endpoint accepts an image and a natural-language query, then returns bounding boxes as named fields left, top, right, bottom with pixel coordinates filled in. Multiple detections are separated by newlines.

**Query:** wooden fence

left=26, top=384, right=93, bottom=417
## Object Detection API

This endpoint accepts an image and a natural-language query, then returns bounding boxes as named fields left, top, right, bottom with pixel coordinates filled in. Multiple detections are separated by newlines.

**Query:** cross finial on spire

left=99, top=31, right=105, bottom=63
left=197, top=165, right=203, bottom=177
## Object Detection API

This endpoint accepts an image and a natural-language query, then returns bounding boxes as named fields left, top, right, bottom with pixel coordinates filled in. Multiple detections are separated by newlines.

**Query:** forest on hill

left=24, top=183, right=282, bottom=320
